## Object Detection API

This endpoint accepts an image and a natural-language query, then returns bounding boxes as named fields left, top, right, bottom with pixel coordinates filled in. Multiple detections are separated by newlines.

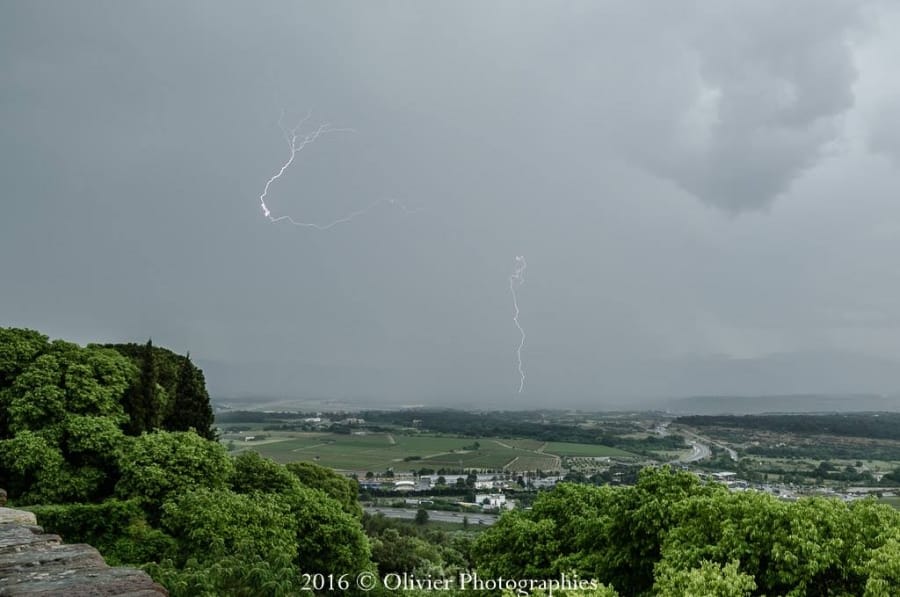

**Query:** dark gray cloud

left=2, top=1, right=900, bottom=406
left=550, top=1, right=865, bottom=212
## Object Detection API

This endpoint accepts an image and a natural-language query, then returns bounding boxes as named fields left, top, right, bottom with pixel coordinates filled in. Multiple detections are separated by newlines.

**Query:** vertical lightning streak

left=258, top=112, right=421, bottom=229
left=510, top=255, right=527, bottom=393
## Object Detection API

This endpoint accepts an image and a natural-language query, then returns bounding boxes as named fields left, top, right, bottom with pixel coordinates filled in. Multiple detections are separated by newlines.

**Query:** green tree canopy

left=116, top=430, right=233, bottom=515
left=281, top=484, right=372, bottom=575
left=654, top=560, right=756, bottom=597
left=162, top=487, right=298, bottom=565
left=0, top=336, right=134, bottom=503
left=473, top=466, right=900, bottom=596
left=106, top=341, right=215, bottom=439
left=4, top=342, right=132, bottom=435
left=286, top=461, right=362, bottom=517
left=229, top=450, right=302, bottom=495
left=0, top=430, right=66, bottom=503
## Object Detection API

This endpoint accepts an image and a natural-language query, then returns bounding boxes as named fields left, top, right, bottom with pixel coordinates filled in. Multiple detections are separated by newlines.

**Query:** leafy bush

left=474, top=466, right=900, bottom=596
left=28, top=499, right=176, bottom=565
left=161, top=488, right=297, bottom=565
left=116, top=430, right=233, bottom=516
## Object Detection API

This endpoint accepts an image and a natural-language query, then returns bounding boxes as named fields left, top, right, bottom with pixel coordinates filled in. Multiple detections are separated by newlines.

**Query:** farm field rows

left=231, top=431, right=634, bottom=472
left=540, top=441, right=634, bottom=458
left=505, top=454, right=561, bottom=472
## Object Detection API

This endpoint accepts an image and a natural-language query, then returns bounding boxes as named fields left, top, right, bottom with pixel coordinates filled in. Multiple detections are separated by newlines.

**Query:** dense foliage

left=364, top=409, right=625, bottom=443
left=0, top=328, right=372, bottom=595
left=106, top=340, right=215, bottom=439
left=473, top=467, right=900, bottom=596
left=0, top=329, right=135, bottom=503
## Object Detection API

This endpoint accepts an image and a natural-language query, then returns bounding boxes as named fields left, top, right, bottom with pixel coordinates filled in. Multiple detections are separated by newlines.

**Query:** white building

left=394, top=480, right=416, bottom=492
left=475, top=493, right=508, bottom=510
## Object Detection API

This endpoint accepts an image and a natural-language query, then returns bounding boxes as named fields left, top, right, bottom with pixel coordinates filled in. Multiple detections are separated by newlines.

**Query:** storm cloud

left=2, top=1, right=900, bottom=406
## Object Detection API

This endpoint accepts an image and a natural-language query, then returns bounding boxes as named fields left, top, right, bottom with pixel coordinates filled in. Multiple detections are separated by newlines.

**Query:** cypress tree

left=124, top=339, right=157, bottom=435
left=168, top=353, right=215, bottom=439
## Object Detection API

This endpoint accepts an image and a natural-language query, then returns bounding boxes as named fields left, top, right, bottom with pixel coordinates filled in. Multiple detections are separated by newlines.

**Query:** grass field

left=540, top=441, right=634, bottom=458
left=231, top=432, right=634, bottom=472
left=501, top=439, right=545, bottom=451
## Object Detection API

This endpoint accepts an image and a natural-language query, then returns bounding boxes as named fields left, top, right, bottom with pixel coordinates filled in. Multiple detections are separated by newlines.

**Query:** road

left=365, top=507, right=499, bottom=526
left=660, top=421, right=711, bottom=463
left=681, top=440, right=711, bottom=463
left=674, top=427, right=738, bottom=463
left=721, top=445, right=738, bottom=461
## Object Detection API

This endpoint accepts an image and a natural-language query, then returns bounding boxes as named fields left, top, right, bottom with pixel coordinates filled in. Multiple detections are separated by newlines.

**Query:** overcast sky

left=3, top=1, right=900, bottom=407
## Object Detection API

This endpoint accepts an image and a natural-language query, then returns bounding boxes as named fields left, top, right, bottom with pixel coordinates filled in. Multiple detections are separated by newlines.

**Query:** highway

left=680, top=428, right=738, bottom=462
left=364, top=507, right=499, bottom=526
left=660, top=421, right=711, bottom=463
left=682, top=440, right=711, bottom=463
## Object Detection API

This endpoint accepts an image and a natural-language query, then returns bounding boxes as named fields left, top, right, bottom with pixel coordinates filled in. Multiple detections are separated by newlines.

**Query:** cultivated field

left=229, top=431, right=634, bottom=473
left=540, top=441, right=634, bottom=458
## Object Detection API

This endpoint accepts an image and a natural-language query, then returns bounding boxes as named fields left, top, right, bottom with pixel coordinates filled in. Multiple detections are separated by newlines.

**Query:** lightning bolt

left=258, top=110, right=421, bottom=229
left=510, top=255, right=527, bottom=393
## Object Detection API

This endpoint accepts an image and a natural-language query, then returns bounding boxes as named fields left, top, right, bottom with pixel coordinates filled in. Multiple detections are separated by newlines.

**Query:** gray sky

left=3, top=1, right=900, bottom=406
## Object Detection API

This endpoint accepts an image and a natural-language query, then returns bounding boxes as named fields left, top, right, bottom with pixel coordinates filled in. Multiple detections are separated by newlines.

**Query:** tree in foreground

left=0, top=338, right=134, bottom=503
left=473, top=466, right=900, bottom=596
left=654, top=560, right=756, bottom=597
left=116, top=430, right=233, bottom=516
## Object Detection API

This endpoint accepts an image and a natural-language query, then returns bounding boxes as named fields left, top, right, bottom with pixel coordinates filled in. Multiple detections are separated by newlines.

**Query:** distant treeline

left=676, top=413, right=900, bottom=441
left=368, top=409, right=602, bottom=441
left=745, top=444, right=900, bottom=462
left=361, top=409, right=684, bottom=455
left=216, top=410, right=309, bottom=423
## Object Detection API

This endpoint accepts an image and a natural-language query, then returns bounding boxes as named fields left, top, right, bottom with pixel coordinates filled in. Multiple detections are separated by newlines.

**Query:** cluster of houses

left=299, top=416, right=365, bottom=429
left=355, top=471, right=567, bottom=511
left=358, top=472, right=564, bottom=492
left=694, top=470, right=900, bottom=503
left=402, top=494, right=513, bottom=511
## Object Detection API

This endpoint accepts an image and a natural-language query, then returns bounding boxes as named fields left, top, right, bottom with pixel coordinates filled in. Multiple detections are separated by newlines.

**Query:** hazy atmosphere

left=4, top=0, right=900, bottom=406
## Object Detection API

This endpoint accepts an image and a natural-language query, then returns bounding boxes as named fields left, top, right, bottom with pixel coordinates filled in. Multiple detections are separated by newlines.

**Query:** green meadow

left=230, top=431, right=635, bottom=472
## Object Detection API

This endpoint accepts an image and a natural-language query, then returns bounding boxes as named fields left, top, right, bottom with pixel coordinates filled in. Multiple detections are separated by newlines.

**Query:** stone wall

left=0, top=507, right=167, bottom=596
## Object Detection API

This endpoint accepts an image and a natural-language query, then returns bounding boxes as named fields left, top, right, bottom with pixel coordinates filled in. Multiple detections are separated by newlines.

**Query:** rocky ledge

left=0, top=507, right=167, bottom=596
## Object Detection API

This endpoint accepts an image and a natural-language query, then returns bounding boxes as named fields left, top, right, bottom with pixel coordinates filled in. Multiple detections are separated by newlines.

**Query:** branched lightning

left=510, top=255, right=527, bottom=393
left=258, top=110, right=421, bottom=229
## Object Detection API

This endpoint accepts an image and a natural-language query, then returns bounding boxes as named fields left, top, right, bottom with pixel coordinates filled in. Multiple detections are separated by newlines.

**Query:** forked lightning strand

left=258, top=111, right=420, bottom=229
left=510, top=256, right=527, bottom=393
